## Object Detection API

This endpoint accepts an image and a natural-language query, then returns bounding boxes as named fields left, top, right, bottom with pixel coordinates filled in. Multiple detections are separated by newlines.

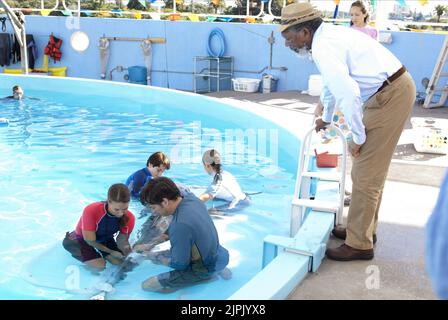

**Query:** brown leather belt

left=377, top=66, right=406, bottom=93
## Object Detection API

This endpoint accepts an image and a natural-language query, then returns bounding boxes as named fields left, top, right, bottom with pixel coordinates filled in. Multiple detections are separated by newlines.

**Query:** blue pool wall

left=0, top=16, right=445, bottom=98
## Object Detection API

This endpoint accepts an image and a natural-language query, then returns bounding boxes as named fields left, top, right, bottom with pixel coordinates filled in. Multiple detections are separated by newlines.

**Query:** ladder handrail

left=293, top=123, right=347, bottom=226
left=424, top=35, right=448, bottom=109
left=0, top=0, right=28, bottom=74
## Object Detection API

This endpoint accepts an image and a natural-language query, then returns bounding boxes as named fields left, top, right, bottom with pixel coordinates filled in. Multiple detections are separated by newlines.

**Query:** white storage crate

left=232, top=78, right=261, bottom=93
left=411, top=117, right=448, bottom=155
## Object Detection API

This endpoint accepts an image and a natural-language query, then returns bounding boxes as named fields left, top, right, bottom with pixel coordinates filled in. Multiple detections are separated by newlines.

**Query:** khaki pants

left=345, top=72, right=416, bottom=250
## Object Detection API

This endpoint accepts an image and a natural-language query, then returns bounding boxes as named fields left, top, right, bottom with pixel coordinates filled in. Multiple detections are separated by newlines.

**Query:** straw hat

left=202, top=149, right=221, bottom=165
left=278, top=2, right=322, bottom=33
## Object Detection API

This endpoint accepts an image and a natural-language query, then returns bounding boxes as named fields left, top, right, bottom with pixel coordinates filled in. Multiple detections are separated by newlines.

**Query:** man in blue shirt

left=137, top=177, right=230, bottom=293
left=125, top=151, right=170, bottom=198
left=426, top=171, right=448, bottom=299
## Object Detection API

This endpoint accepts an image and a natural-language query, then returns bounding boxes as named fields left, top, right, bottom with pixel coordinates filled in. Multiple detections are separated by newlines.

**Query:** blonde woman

left=199, top=149, right=250, bottom=215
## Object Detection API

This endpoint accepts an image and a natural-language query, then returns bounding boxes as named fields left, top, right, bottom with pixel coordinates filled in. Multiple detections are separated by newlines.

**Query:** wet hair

left=140, top=177, right=181, bottom=205
left=12, top=85, right=21, bottom=92
left=202, top=149, right=222, bottom=185
left=350, top=0, right=369, bottom=26
left=107, top=183, right=130, bottom=227
left=146, top=151, right=171, bottom=170
left=290, top=17, right=323, bottom=36
left=108, top=183, right=131, bottom=203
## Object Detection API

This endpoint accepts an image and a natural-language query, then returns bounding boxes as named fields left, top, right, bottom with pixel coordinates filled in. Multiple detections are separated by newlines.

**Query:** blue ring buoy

left=207, top=28, right=226, bottom=58
left=0, top=118, right=9, bottom=126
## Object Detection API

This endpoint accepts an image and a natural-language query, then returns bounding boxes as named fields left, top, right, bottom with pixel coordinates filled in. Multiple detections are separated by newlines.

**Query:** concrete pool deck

left=205, top=90, right=448, bottom=300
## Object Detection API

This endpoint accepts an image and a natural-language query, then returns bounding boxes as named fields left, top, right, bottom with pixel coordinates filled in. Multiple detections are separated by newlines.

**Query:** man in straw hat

left=279, top=2, right=416, bottom=261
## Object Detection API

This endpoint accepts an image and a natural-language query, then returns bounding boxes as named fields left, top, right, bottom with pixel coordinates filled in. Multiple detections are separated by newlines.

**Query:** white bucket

left=308, top=74, right=323, bottom=96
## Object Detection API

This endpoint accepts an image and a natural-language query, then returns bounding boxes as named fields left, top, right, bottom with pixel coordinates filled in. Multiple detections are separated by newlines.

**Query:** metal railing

left=2, top=1, right=446, bottom=29
left=1, top=0, right=287, bottom=20
left=0, top=0, right=28, bottom=73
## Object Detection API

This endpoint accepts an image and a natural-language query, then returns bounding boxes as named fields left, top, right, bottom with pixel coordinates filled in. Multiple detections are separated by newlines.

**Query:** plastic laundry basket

left=232, top=78, right=260, bottom=93
left=411, top=117, right=448, bottom=155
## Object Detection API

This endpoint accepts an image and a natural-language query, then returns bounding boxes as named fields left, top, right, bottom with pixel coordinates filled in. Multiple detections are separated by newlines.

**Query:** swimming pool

left=0, top=75, right=312, bottom=300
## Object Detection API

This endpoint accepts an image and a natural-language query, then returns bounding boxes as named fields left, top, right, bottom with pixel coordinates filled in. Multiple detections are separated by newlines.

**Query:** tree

left=210, top=0, right=226, bottom=14
left=164, top=0, right=188, bottom=12
left=115, top=0, right=123, bottom=8
left=7, top=1, right=43, bottom=8
left=127, top=0, right=146, bottom=11
left=434, top=4, right=447, bottom=23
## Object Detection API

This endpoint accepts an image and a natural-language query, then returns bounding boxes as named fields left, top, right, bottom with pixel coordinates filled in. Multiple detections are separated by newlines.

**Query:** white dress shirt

left=311, top=23, right=403, bottom=145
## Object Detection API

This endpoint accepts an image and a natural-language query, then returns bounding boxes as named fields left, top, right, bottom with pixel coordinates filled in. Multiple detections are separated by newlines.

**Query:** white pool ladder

left=424, top=35, right=448, bottom=109
left=290, top=124, right=347, bottom=237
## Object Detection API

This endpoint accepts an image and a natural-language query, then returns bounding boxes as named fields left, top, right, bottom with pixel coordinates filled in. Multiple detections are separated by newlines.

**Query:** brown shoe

left=332, top=226, right=377, bottom=244
left=326, top=244, right=374, bottom=261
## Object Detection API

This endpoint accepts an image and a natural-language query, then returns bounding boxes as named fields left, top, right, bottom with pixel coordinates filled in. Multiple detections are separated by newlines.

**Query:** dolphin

left=90, top=213, right=172, bottom=300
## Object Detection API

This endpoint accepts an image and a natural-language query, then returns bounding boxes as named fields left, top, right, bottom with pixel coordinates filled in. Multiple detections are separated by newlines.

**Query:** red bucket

left=314, top=149, right=338, bottom=168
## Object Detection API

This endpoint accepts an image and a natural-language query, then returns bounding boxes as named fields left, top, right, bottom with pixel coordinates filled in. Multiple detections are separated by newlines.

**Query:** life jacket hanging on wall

left=44, top=35, right=63, bottom=62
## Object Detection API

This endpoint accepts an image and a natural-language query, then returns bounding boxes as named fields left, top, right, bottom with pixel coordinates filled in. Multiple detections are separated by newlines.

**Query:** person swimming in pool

left=199, top=149, right=250, bottom=215
left=3, top=85, right=40, bottom=101
left=4, top=85, right=24, bottom=100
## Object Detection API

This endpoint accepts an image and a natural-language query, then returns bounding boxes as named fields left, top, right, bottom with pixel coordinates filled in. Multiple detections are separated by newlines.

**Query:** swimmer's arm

left=116, top=233, right=132, bottom=256
left=199, top=193, right=213, bottom=202
left=82, top=230, right=122, bottom=256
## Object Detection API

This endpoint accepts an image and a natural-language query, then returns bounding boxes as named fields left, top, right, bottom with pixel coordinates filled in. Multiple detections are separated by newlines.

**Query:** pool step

left=301, top=171, right=341, bottom=182
left=291, top=199, right=339, bottom=213
left=263, top=211, right=334, bottom=272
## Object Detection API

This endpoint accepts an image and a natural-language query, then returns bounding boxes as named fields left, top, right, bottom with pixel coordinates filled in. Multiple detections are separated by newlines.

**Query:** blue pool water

left=0, top=76, right=300, bottom=300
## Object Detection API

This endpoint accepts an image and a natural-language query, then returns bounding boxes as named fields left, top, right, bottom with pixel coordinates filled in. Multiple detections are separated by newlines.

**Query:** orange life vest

left=44, top=35, right=62, bottom=62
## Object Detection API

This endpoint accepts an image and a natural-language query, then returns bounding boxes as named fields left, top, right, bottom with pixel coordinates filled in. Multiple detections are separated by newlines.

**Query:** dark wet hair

left=146, top=151, right=171, bottom=170
left=12, top=85, right=21, bottom=92
left=140, top=177, right=181, bottom=205
left=290, top=17, right=323, bottom=35
left=108, top=183, right=131, bottom=203
left=107, top=183, right=130, bottom=227
left=350, top=0, right=369, bottom=26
